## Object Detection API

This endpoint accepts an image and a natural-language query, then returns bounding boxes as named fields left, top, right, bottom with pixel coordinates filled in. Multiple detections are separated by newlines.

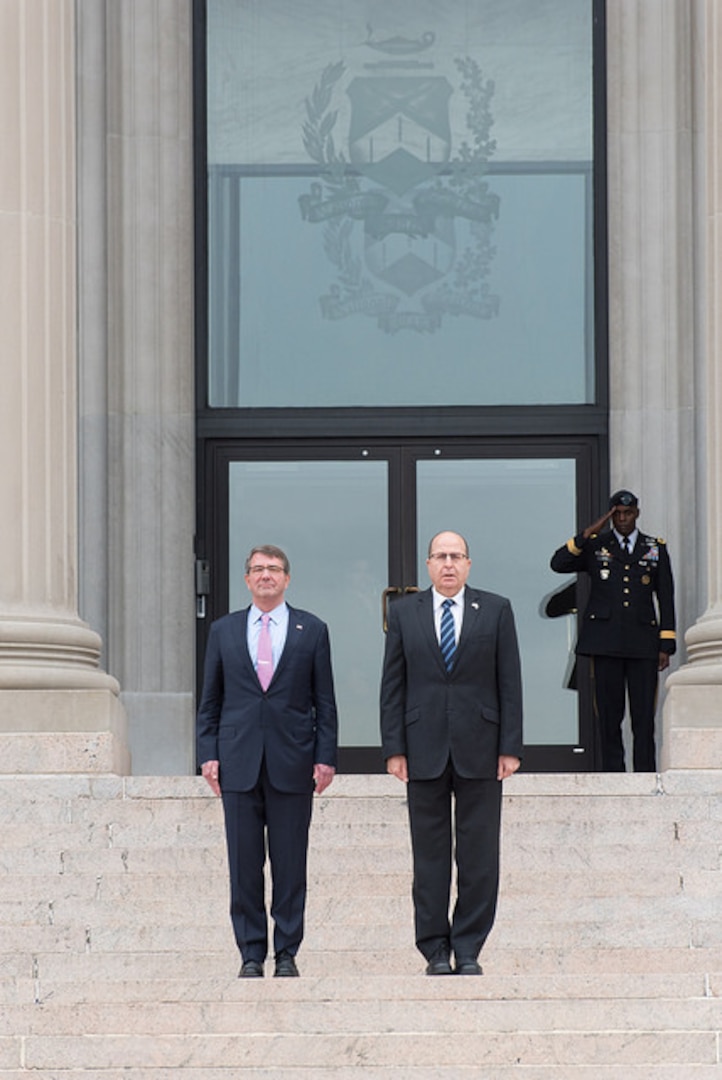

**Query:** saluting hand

left=582, top=507, right=615, bottom=540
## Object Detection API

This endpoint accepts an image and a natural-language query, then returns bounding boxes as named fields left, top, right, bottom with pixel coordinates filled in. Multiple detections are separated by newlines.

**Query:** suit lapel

left=415, top=589, right=446, bottom=674
left=270, top=604, right=303, bottom=683
left=455, top=588, right=482, bottom=666
left=235, top=609, right=256, bottom=679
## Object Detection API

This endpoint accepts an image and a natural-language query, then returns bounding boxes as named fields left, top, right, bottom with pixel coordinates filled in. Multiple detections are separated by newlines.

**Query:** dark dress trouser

left=592, top=655, right=659, bottom=772
left=221, top=759, right=313, bottom=963
left=406, top=758, right=502, bottom=961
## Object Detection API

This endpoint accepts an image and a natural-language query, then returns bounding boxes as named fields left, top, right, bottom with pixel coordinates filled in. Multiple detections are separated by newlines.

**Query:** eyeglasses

left=247, top=564, right=286, bottom=575
left=428, top=552, right=469, bottom=563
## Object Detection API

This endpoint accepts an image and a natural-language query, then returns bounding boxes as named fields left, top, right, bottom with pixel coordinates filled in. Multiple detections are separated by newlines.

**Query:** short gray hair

left=244, top=544, right=290, bottom=574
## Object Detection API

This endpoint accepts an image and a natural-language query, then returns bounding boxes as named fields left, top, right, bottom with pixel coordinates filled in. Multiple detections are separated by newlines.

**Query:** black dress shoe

left=239, top=959, right=264, bottom=978
left=425, top=948, right=453, bottom=976
left=455, top=957, right=483, bottom=975
left=274, top=951, right=299, bottom=977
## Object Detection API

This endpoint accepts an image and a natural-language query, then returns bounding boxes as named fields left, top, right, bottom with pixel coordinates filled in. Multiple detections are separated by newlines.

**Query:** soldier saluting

left=551, top=490, right=676, bottom=772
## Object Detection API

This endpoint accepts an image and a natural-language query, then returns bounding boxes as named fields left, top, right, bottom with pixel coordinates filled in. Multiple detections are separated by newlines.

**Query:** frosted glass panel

left=208, top=169, right=590, bottom=406
left=206, top=0, right=595, bottom=407
left=416, top=457, right=578, bottom=745
left=208, top=0, right=593, bottom=166
left=229, top=460, right=387, bottom=746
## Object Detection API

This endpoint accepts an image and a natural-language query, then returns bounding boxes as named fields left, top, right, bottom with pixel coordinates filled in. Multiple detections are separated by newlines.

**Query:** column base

left=662, top=669, right=722, bottom=770
left=0, top=689, right=130, bottom=773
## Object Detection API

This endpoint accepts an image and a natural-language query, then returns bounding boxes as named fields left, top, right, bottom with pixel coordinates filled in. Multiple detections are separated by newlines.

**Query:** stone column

left=0, top=0, right=129, bottom=773
left=606, top=1, right=704, bottom=767
left=662, top=0, right=722, bottom=768
left=101, top=1, right=196, bottom=774
left=606, top=0, right=696, bottom=628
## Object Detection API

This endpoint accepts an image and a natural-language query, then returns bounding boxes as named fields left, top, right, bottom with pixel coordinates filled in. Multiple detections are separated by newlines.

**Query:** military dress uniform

left=550, top=529, right=676, bottom=771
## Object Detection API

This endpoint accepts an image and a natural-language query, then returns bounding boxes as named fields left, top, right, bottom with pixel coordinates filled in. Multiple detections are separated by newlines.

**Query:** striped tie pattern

left=440, top=598, right=456, bottom=672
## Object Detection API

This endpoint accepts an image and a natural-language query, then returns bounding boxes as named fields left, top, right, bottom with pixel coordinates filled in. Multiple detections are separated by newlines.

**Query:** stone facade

left=0, top=1, right=719, bottom=774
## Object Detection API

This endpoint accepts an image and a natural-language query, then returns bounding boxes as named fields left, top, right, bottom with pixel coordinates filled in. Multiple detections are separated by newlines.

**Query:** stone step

left=8, top=886, right=709, bottom=933
left=0, top=871, right=705, bottom=915
left=6, top=942, right=721, bottom=987
left=2, top=994, right=720, bottom=1038
left=10, top=971, right=714, bottom=1006
left=0, top=771, right=718, bottom=1076
left=1, top=1070, right=720, bottom=1080
left=1, top=926, right=717, bottom=969
left=0, top=889, right=717, bottom=948
left=3, top=947, right=721, bottom=992
left=1, top=918, right=717, bottom=960
left=0, top=1025, right=717, bottom=1071
left=0, top=784, right=714, bottom=826
left=1, top=1067, right=720, bottom=1075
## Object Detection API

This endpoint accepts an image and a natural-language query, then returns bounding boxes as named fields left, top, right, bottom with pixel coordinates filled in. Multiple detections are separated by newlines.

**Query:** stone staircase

left=0, top=771, right=720, bottom=1078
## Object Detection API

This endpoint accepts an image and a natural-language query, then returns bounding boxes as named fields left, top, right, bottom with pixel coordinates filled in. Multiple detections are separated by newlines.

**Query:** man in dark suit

left=550, top=489, right=676, bottom=772
left=380, top=530, right=523, bottom=976
left=197, top=544, right=338, bottom=978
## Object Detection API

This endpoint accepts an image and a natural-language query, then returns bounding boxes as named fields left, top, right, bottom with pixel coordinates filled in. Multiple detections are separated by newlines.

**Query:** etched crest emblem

left=299, top=26, right=499, bottom=334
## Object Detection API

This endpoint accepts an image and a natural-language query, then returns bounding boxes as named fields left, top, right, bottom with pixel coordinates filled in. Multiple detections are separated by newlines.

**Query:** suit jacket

left=380, top=587, right=523, bottom=780
left=550, top=529, right=676, bottom=660
left=196, top=605, right=338, bottom=793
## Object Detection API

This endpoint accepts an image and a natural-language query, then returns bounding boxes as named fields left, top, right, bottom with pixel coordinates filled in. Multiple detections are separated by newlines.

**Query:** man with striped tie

left=380, top=531, right=523, bottom=976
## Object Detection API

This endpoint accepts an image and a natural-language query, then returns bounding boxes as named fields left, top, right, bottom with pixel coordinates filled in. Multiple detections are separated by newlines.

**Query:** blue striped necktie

left=440, top=598, right=456, bottom=671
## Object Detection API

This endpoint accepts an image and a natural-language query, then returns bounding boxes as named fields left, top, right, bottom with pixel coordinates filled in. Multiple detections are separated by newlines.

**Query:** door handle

left=382, top=586, right=402, bottom=632
left=382, top=586, right=420, bottom=631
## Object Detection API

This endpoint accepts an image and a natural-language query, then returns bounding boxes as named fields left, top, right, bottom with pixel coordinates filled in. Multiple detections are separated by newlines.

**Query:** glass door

left=198, top=439, right=596, bottom=770
left=227, top=454, right=394, bottom=769
left=413, top=451, right=590, bottom=765
left=199, top=444, right=405, bottom=771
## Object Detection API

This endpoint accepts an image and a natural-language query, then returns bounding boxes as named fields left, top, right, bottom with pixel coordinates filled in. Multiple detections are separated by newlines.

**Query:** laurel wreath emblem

left=299, top=53, right=500, bottom=328
left=302, top=61, right=348, bottom=174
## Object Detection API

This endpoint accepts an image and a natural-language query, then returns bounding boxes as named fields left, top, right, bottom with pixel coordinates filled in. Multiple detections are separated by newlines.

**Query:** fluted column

left=0, top=0, right=128, bottom=772
left=606, top=1, right=707, bottom=767
left=99, top=1, right=195, bottom=774
left=661, top=0, right=722, bottom=767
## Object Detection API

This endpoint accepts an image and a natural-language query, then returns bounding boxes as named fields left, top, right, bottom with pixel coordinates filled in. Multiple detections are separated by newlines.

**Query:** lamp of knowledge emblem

left=299, top=26, right=500, bottom=335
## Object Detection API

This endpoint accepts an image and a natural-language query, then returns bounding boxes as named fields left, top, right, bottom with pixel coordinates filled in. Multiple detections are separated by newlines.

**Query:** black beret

left=609, top=489, right=638, bottom=509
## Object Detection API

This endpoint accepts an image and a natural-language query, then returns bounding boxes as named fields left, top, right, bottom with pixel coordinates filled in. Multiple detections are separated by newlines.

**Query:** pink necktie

left=257, top=613, right=273, bottom=691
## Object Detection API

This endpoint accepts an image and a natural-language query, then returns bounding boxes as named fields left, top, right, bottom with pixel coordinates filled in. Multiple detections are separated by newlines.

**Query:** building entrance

left=194, top=0, right=608, bottom=772
left=196, top=438, right=598, bottom=771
